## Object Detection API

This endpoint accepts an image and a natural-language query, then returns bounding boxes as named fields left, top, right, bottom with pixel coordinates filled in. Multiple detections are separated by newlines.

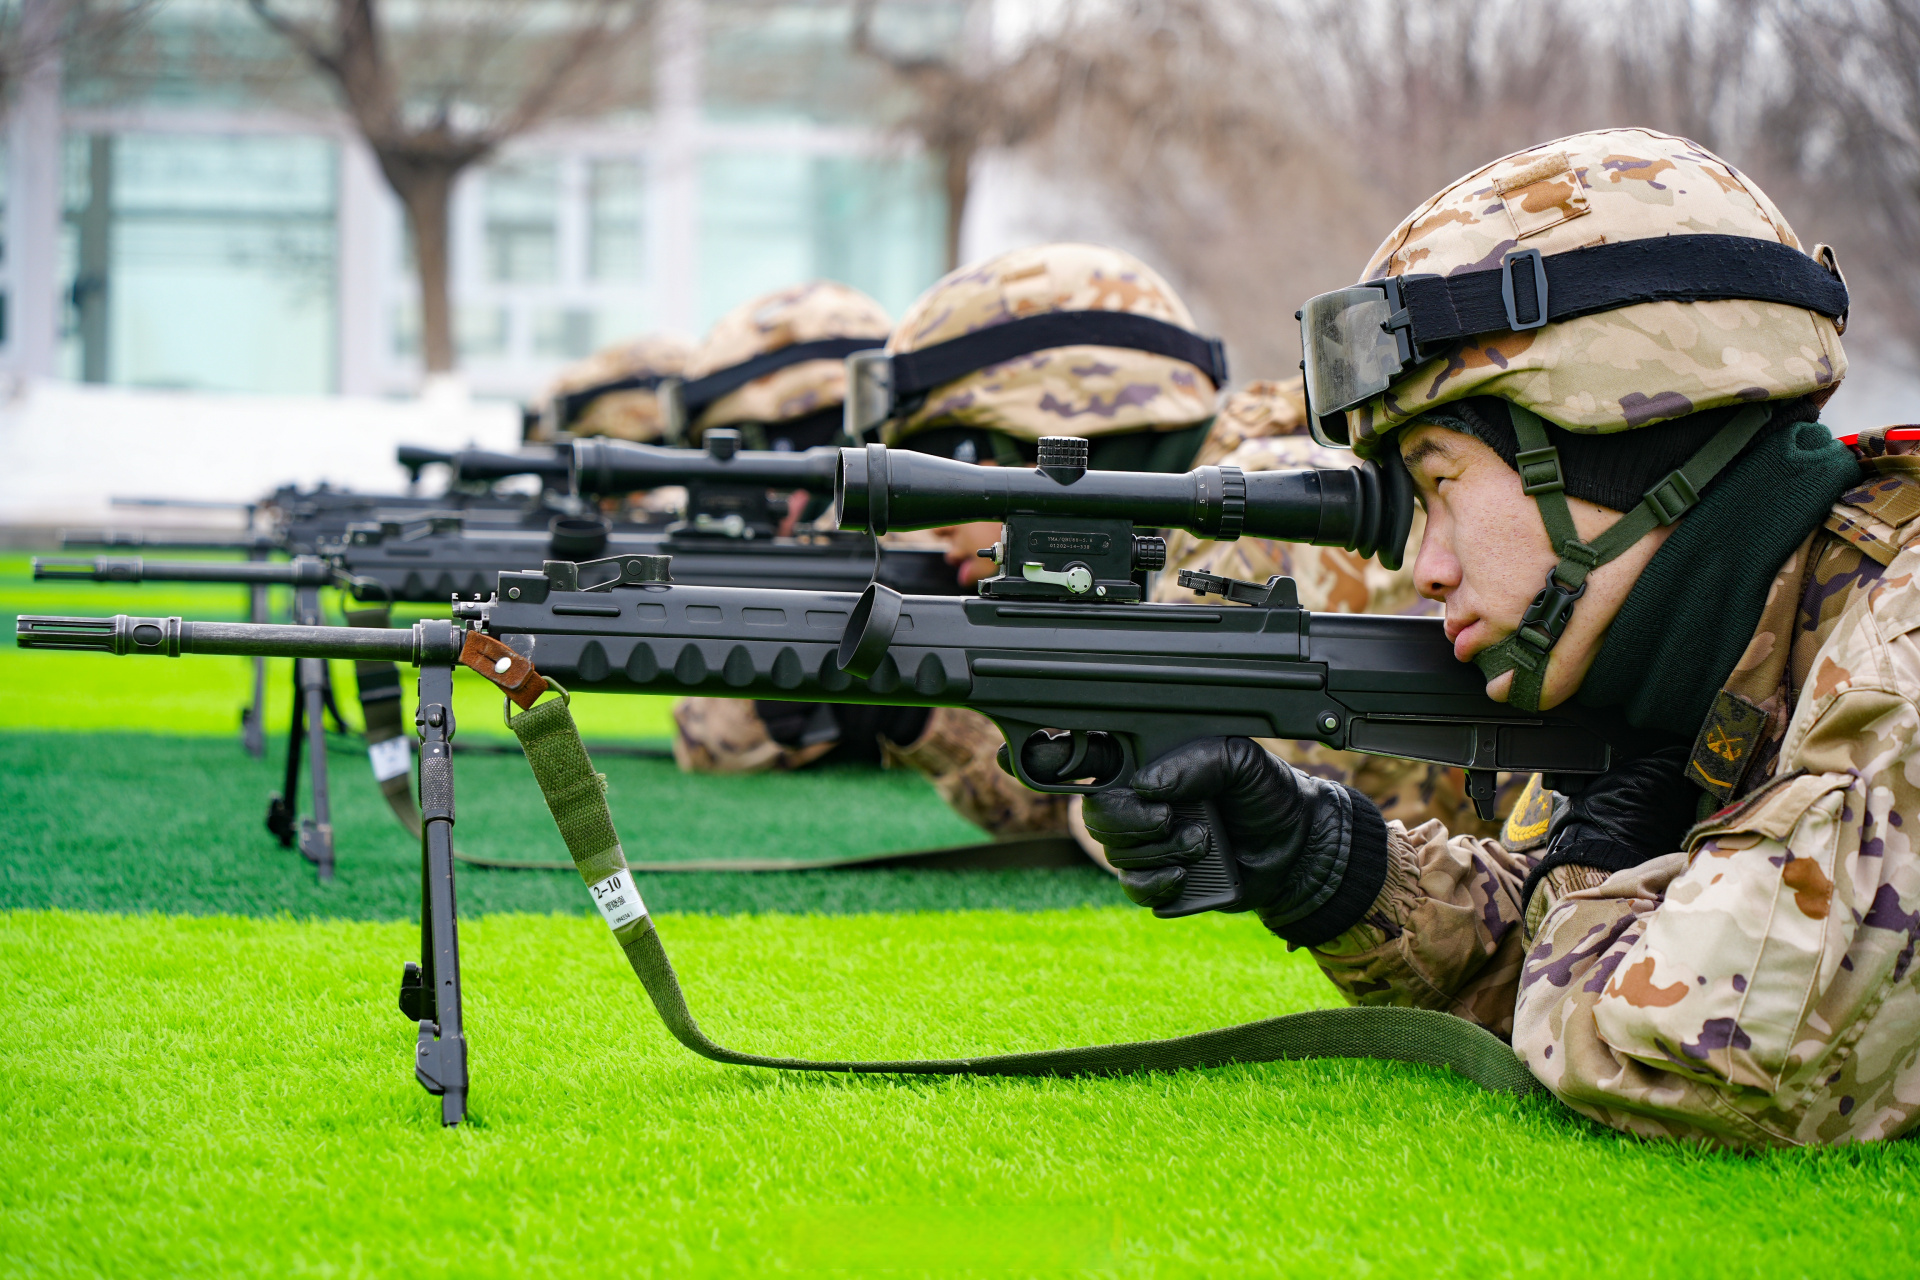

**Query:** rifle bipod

left=398, top=661, right=468, bottom=1125
left=262, top=585, right=339, bottom=880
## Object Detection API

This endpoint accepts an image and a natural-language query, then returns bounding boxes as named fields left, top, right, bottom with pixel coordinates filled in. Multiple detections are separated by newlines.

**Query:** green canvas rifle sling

left=482, top=650, right=1544, bottom=1097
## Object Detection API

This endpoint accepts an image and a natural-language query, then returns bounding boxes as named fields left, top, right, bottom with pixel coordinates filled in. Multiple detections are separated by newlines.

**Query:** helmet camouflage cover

left=884, top=242, right=1220, bottom=445
left=1191, top=376, right=1309, bottom=467
left=688, top=281, right=892, bottom=436
left=540, top=333, right=692, bottom=442
left=1345, top=127, right=1847, bottom=457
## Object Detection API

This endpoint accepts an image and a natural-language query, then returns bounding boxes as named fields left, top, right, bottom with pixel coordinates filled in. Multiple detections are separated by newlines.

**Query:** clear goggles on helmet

left=1298, top=274, right=1424, bottom=448
left=1295, top=237, right=1852, bottom=449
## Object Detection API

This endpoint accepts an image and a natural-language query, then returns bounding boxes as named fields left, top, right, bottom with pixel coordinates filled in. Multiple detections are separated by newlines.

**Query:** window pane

left=595, top=303, right=654, bottom=350
left=485, top=159, right=558, bottom=285
left=60, top=133, right=338, bottom=394
left=704, top=0, right=966, bottom=125
left=591, top=158, right=646, bottom=282
left=533, top=307, right=597, bottom=359
left=699, top=150, right=944, bottom=330
left=457, top=305, right=509, bottom=359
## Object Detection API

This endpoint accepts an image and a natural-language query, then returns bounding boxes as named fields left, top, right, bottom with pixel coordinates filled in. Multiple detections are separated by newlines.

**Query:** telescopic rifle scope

left=396, top=444, right=571, bottom=487
left=569, top=431, right=841, bottom=499
left=834, top=436, right=1414, bottom=604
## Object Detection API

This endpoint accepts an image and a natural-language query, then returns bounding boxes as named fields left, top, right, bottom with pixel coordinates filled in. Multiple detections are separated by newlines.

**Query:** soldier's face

left=1399, top=423, right=1673, bottom=709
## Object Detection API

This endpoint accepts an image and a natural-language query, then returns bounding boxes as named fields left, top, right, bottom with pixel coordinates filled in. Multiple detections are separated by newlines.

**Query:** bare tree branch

left=246, top=0, right=656, bottom=374
left=0, top=0, right=155, bottom=108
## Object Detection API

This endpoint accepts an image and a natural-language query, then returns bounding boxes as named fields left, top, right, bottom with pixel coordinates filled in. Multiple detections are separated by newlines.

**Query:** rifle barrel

left=60, top=529, right=274, bottom=552
left=16, top=614, right=458, bottom=662
left=33, top=556, right=332, bottom=586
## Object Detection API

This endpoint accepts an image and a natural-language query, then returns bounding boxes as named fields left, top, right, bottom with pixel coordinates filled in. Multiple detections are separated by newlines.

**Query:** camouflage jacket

left=1311, top=450, right=1920, bottom=1147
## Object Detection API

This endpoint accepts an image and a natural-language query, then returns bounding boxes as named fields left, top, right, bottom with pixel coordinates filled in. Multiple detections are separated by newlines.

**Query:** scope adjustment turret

left=1131, top=536, right=1167, bottom=572
left=1036, top=436, right=1088, bottom=478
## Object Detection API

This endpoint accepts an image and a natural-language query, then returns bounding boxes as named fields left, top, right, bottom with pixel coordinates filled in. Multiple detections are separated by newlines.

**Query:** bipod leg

left=319, top=664, right=350, bottom=736
left=242, top=577, right=268, bottom=758
left=403, top=661, right=466, bottom=1126
left=265, top=659, right=302, bottom=848
left=291, top=586, right=334, bottom=881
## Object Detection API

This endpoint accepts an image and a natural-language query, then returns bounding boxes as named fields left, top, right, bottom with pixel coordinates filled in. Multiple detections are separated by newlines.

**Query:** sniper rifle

left=19, top=438, right=1651, bottom=1122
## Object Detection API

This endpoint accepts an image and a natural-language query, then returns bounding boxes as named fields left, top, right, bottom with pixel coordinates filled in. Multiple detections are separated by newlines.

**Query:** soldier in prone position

left=772, top=242, right=1521, bottom=851
left=533, top=333, right=692, bottom=444
left=668, top=280, right=925, bottom=773
left=1080, top=128, right=1917, bottom=1147
left=1074, top=378, right=1522, bottom=860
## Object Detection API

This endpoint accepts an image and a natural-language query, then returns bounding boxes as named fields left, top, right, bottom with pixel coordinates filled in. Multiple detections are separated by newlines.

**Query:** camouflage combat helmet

left=538, top=334, right=692, bottom=442
left=1295, top=128, right=1851, bottom=712
left=685, top=281, right=892, bottom=445
left=1320, top=127, right=1847, bottom=453
left=879, top=243, right=1226, bottom=447
left=1191, top=376, right=1310, bottom=468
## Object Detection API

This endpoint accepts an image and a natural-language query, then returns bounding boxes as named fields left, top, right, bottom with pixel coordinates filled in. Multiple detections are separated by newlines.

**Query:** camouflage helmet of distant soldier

left=686, top=281, right=892, bottom=444
left=880, top=243, right=1226, bottom=447
left=1295, top=127, right=1850, bottom=712
left=538, top=334, right=692, bottom=442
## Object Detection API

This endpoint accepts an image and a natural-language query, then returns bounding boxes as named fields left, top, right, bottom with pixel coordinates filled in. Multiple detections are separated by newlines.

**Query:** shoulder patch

left=1829, top=464, right=1920, bottom=563
left=1823, top=507, right=1901, bottom=566
left=1501, top=774, right=1557, bottom=852
left=1687, top=688, right=1769, bottom=805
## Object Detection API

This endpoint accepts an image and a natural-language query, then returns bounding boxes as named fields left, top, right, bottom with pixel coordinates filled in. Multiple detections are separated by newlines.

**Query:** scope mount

left=975, top=514, right=1166, bottom=603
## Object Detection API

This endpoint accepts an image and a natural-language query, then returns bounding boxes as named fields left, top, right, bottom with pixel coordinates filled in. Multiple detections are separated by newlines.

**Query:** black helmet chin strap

left=1469, top=402, right=1771, bottom=711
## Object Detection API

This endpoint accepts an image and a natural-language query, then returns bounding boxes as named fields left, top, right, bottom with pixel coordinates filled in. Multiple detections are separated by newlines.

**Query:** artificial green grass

left=0, top=732, right=1116, bottom=917
left=7, top=908, right=1918, bottom=1278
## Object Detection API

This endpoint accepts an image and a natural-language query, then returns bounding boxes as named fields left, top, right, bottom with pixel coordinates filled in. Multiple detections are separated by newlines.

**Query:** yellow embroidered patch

left=1687, top=689, right=1769, bottom=804
left=1501, top=773, right=1555, bottom=851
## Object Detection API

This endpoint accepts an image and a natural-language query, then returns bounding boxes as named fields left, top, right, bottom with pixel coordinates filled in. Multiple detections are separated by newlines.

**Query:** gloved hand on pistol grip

left=1079, top=737, right=1390, bottom=945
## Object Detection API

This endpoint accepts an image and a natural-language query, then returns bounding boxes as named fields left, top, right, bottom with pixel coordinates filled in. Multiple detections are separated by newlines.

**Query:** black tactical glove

left=1079, top=737, right=1389, bottom=946
left=1518, top=743, right=1700, bottom=915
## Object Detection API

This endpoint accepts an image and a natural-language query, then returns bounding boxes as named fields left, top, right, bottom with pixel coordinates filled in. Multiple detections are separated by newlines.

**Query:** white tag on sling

left=588, top=868, right=646, bottom=931
left=368, top=736, right=412, bottom=782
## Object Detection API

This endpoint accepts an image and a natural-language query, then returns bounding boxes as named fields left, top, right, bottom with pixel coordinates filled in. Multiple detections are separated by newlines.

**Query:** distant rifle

left=422, top=429, right=844, bottom=538
left=19, top=438, right=1674, bottom=1124
left=36, top=521, right=957, bottom=604
left=397, top=444, right=571, bottom=490
left=31, top=527, right=962, bottom=877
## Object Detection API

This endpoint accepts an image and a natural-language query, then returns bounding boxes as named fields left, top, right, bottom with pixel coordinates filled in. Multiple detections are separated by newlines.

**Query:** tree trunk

left=941, top=143, right=971, bottom=272
left=391, top=165, right=459, bottom=374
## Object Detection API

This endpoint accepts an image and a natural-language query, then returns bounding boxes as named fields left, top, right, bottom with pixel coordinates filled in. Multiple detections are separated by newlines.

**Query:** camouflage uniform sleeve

left=672, top=697, right=835, bottom=774
left=1309, top=820, right=1535, bottom=1039
left=1514, top=567, right=1920, bottom=1148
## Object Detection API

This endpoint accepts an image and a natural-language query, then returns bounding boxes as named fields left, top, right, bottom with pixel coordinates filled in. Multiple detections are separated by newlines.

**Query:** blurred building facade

left=0, top=0, right=955, bottom=400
